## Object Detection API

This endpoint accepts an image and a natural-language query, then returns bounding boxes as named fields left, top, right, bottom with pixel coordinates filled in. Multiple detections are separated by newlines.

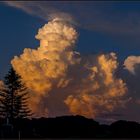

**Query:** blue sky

left=0, top=3, right=43, bottom=78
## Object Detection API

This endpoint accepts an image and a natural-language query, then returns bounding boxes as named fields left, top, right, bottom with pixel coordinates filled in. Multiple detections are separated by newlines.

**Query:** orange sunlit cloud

left=11, top=18, right=128, bottom=118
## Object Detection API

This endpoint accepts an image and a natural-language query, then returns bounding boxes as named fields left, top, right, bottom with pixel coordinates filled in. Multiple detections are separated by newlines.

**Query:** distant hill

left=0, top=115, right=140, bottom=138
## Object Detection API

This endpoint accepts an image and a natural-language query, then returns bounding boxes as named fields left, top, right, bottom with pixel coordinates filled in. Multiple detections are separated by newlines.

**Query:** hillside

left=0, top=115, right=140, bottom=138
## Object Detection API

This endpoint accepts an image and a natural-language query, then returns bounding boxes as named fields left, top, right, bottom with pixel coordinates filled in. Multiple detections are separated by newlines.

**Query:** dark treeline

left=0, top=115, right=140, bottom=138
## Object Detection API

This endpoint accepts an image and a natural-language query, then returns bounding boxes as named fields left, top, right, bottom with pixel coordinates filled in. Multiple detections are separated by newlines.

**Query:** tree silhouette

left=0, top=66, right=32, bottom=122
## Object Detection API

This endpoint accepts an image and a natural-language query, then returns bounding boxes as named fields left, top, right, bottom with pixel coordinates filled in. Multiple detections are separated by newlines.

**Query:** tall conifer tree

left=0, top=67, right=32, bottom=121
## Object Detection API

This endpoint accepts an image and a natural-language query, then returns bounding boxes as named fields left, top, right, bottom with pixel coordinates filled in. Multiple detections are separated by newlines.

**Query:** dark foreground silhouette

left=0, top=115, right=140, bottom=138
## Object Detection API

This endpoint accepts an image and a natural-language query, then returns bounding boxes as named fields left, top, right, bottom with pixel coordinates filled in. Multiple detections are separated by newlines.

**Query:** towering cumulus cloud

left=11, top=18, right=127, bottom=118
left=11, top=18, right=80, bottom=116
left=65, top=53, right=127, bottom=118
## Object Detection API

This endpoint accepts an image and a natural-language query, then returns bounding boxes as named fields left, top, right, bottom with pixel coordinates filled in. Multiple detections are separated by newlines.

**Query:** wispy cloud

left=3, top=1, right=140, bottom=36
left=3, top=1, right=75, bottom=24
